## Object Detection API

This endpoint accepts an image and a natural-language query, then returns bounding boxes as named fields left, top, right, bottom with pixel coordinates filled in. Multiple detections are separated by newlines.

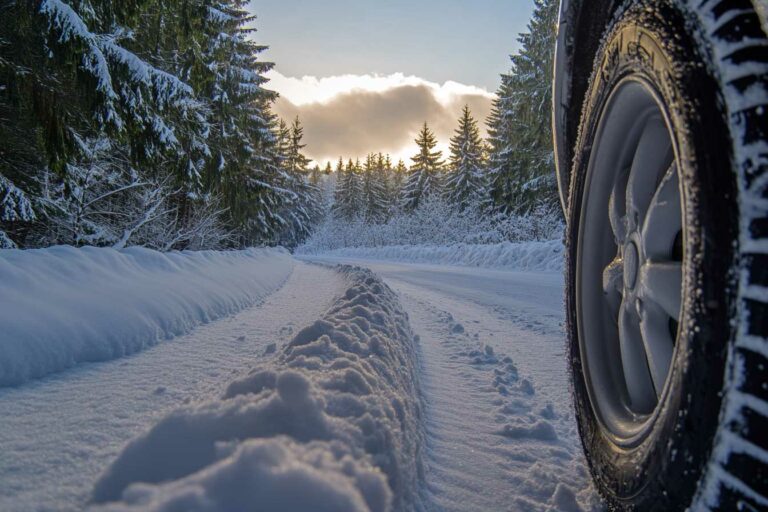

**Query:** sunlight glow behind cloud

left=268, top=71, right=495, bottom=106
left=268, top=70, right=496, bottom=166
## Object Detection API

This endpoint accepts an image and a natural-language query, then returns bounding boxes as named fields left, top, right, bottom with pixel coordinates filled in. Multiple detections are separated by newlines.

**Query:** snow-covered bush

left=298, top=196, right=562, bottom=254
left=31, top=138, right=235, bottom=251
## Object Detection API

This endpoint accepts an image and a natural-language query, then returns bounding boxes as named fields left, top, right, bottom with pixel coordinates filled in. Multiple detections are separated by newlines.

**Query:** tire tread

left=687, top=0, right=768, bottom=509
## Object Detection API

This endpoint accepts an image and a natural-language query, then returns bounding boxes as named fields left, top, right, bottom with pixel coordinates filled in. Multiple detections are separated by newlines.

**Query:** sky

left=249, top=0, right=537, bottom=166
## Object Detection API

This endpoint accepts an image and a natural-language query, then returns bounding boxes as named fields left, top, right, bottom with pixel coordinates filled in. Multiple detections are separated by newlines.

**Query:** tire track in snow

left=391, top=280, right=600, bottom=511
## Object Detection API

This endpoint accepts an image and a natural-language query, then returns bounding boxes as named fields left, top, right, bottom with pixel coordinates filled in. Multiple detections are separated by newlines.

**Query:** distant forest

left=0, top=0, right=557, bottom=251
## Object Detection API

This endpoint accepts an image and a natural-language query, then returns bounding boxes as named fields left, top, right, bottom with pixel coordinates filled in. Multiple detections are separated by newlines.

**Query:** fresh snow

left=90, top=266, right=426, bottom=512
left=0, top=246, right=293, bottom=386
left=0, top=261, right=346, bottom=512
left=298, top=240, right=564, bottom=272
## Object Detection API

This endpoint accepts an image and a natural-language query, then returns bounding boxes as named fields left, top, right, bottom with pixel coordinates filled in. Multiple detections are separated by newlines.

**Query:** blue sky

left=248, top=0, right=537, bottom=164
left=250, top=0, right=535, bottom=91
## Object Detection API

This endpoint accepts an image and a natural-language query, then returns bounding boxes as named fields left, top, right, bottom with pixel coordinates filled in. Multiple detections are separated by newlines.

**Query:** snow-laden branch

left=39, top=0, right=201, bottom=137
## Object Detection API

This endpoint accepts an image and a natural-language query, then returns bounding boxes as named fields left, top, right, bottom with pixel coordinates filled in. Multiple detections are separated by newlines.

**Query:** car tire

left=565, top=1, right=768, bottom=510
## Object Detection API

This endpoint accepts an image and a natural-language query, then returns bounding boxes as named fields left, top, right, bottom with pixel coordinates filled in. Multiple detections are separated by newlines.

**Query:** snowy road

left=302, top=256, right=600, bottom=511
left=1, top=254, right=600, bottom=511
left=0, top=262, right=347, bottom=512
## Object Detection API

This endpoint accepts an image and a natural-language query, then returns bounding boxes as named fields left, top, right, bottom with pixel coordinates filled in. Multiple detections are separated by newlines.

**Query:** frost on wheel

left=553, top=0, right=768, bottom=510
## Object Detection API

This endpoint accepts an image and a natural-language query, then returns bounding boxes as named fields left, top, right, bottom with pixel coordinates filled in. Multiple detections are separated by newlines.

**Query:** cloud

left=267, top=71, right=495, bottom=166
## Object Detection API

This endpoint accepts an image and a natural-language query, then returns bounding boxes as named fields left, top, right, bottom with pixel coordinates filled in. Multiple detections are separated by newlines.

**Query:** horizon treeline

left=320, top=0, right=559, bottom=225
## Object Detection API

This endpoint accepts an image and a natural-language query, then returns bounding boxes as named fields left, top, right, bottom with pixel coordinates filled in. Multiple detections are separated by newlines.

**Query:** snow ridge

left=0, top=246, right=293, bottom=387
left=91, top=266, right=426, bottom=512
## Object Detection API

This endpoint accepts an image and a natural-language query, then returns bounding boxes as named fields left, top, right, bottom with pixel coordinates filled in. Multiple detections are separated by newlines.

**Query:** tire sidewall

left=565, top=2, right=739, bottom=509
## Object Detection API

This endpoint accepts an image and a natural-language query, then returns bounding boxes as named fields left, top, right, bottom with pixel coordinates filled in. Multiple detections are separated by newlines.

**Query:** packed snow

left=0, top=246, right=293, bottom=386
left=299, top=240, right=564, bottom=272
left=307, top=257, right=600, bottom=511
left=91, top=266, right=426, bottom=511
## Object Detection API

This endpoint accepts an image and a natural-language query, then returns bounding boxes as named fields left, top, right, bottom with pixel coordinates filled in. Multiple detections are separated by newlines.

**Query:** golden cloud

left=269, top=72, right=495, bottom=165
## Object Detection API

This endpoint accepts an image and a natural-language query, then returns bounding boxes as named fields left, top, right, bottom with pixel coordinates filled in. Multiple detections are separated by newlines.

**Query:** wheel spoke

left=642, top=163, right=682, bottom=260
left=602, top=256, right=623, bottom=319
left=618, top=302, right=657, bottom=413
left=626, top=116, right=674, bottom=231
left=638, top=261, right=682, bottom=320
left=609, top=168, right=629, bottom=244
left=639, top=302, right=675, bottom=396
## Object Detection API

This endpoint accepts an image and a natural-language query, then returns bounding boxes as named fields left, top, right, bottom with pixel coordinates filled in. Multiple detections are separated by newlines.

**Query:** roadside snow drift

left=0, top=246, right=293, bottom=387
left=299, top=240, right=564, bottom=272
left=91, top=266, right=425, bottom=512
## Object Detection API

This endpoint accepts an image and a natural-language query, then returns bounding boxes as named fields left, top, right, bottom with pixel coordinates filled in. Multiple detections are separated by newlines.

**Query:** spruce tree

left=0, top=0, right=208, bottom=247
left=332, top=157, right=346, bottom=214
left=445, top=106, right=486, bottom=210
left=0, top=1, right=320, bottom=249
left=309, top=165, right=322, bottom=186
left=276, top=117, right=318, bottom=246
left=401, top=123, right=443, bottom=211
left=198, top=1, right=285, bottom=246
left=333, top=159, right=362, bottom=219
left=361, top=154, right=388, bottom=222
left=485, top=0, right=558, bottom=213
left=389, top=159, right=408, bottom=212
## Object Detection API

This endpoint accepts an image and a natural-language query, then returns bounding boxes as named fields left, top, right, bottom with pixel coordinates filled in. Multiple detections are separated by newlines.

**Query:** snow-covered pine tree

left=401, top=123, right=444, bottom=211
left=275, top=117, right=319, bottom=247
left=485, top=0, right=558, bottom=213
left=194, top=0, right=287, bottom=246
left=332, top=157, right=345, bottom=209
left=445, top=105, right=486, bottom=210
left=0, top=1, right=210, bottom=247
left=387, top=159, right=408, bottom=214
left=333, top=159, right=363, bottom=220
left=361, top=154, right=388, bottom=222
left=485, top=73, right=519, bottom=213
left=377, top=154, right=395, bottom=220
left=309, top=165, right=322, bottom=186
left=0, top=1, right=320, bottom=249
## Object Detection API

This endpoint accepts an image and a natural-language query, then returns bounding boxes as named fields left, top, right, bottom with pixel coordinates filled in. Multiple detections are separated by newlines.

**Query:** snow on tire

left=90, top=266, right=426, bottom=512
left=565, top=0, right=768, bottom=510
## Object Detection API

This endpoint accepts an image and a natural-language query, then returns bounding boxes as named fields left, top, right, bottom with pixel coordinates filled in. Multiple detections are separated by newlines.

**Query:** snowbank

left=0, top=246, right=293, bottom=387
left=91, top=266, right=425, bottom=512
left=300, top=240, right=564, bottom=272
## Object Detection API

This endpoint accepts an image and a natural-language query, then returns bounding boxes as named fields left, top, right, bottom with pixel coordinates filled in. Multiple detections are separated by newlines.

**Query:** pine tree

left=401, top=123, right=443, bottom=211
left=485, top=0, right=558, bottom=213
left=276, top=117, right=319, bottom=247
left=197, top=1, right=286, bottom=246
left=0, top=0, right=209, bottom=247
left=445, top=106, right=486, bottom=210
left=0, top=1, right=320, bottom=249
left=361, top=154, right=388, bottom=222
left=332, top=157, right=346, bottom=214
left=389, top=159, right=408, bottom=211
left=333, top=158, right=362, bottom=219
left=309, top=165, right=322, bottom=186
